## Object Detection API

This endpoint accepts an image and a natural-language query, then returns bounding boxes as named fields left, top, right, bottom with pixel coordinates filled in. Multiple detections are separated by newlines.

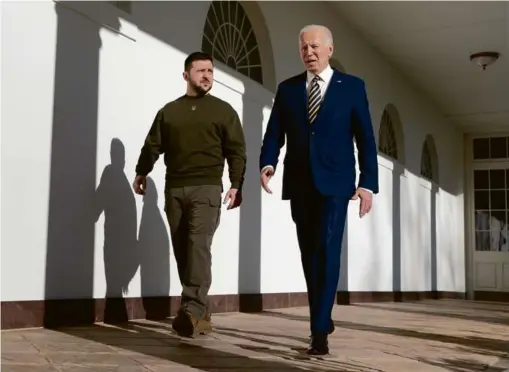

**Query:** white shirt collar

left=306, top=64, right=334, bottom=84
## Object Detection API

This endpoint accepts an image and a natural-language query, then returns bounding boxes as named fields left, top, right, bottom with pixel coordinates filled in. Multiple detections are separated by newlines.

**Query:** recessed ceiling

left=330, top=1, right=509, bottom=133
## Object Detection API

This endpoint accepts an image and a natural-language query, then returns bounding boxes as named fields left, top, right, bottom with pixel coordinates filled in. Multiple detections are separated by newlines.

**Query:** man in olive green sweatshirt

left=133, top=51, right=247, bottom=337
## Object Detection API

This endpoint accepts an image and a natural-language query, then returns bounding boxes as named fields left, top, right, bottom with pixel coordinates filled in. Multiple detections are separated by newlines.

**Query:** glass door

left=471, top=135, right=509, bottom=293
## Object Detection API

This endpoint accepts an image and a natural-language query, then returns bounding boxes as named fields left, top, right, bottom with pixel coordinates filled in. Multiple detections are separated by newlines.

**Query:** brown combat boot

left=171, top=308, right=212, bottom=338
left=199, top=311, right=212, bottom=335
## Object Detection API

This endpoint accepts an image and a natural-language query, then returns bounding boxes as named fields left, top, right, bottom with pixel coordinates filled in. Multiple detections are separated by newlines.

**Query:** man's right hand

left=260, top=167, right=274, bottom=194
left=133, top=175, right=147, bottom=195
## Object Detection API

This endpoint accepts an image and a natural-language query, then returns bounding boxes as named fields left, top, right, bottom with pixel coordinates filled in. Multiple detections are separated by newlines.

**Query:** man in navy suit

left=259, top=24, right=379, bottom=355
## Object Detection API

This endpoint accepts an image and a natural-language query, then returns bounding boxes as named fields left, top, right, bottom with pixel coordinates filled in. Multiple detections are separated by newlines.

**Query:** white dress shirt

left=306, top=64, right=334, bottom=98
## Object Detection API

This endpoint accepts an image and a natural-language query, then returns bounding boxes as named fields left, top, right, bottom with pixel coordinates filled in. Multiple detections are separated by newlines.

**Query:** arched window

left=378, top=109, right=399, bottom=160
left=201, top=1, right=263, bottom=85
left=378, top=104, right=405, bottom=164
left=421, top=142, right=433, bottom=180
left=420, top=135, right=439, bottom=183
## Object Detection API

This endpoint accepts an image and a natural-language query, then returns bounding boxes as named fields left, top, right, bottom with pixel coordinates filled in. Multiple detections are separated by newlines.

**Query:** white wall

left=1, top=0, right=465, bottom=303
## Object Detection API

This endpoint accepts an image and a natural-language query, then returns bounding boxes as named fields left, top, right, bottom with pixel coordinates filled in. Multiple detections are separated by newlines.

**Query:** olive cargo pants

left=165, top=185, right=222, bottom=318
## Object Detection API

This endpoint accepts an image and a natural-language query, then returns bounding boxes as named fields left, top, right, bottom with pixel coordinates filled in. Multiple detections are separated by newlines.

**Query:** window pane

left=490, top=210, right=506, bottom=226
left=203, top=21, right=214, bottom=41
left=474, top=170, right=489, bottom=189
left=249, top=67, right=263, bottom=85
left=473, top=138, right=489, bottom=159
left=500, top=223, right=509, bottom=252
left=475, top=191, right=490, bottom=210
left=475, top=210, right=490, bottom=230
left=475, top=231, right=490, bottom=251
left=216, top=1, right=226, bottom=24
left=490, top=169, right=505, bottom=189
left=490, top=137, right=508, bottom=159
left=490, top=231, right=503, bottom=251
left=248, top=46, right=261, bottom=66
left=490, top=190, right=506, bottom=210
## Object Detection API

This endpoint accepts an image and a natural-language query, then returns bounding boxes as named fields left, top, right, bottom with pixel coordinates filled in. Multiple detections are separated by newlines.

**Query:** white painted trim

left=377, top=154, right=394, bottom=171
left=464, top=133, right=474, bottom=299
left=461, top=125, right=509, bottom=135
left=466, top=131, right=509, bottom=138
left=472, top=162, right=509, bottom=170
left=419, top=177, right=432, bottom=190
left=417, top=175, right=440, bottom=193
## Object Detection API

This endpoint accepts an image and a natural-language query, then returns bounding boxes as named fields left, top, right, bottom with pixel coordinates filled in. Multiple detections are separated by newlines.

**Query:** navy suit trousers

left=290, top=176, right=348, bottom=335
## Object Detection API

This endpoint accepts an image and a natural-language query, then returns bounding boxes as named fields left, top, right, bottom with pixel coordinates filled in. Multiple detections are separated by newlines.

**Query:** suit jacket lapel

left=314, top=69, right=345, bottom=125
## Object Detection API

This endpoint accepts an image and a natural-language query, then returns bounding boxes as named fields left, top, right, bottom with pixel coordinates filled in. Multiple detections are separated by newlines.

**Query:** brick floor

left=2, top=299, right=508, bottom=371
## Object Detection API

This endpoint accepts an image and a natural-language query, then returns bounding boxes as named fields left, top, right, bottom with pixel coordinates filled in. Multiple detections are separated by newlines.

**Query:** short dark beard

left=189, top=81, right=211, bottom=97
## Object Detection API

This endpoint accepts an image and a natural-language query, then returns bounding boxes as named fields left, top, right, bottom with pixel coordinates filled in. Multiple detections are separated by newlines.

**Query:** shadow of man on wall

left=93, top=138, right=139, bottom=324
left=138, top=176, right=171, bottom=320
left=43, top=2, right=121, bottom=327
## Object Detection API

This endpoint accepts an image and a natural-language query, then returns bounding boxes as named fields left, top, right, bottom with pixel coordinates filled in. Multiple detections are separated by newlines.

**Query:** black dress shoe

left=308, top=319, right=334, bottom=342
left=307, top=333, right=329, bottom=356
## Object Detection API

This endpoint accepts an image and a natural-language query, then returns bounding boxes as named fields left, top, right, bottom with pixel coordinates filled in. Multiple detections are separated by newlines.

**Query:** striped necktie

left=308, top=75, right=321, bottom=124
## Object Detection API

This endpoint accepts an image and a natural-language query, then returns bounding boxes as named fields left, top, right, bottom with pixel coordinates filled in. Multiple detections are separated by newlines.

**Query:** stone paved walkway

left=2, top=299, right=509, bottom=371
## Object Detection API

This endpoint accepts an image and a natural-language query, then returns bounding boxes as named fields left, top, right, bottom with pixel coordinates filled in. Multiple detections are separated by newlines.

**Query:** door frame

left=464, top=132, right=509, bottom=299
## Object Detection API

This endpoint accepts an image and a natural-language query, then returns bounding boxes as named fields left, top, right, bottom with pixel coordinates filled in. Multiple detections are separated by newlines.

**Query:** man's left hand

left=223, top=188, right=242, bottom=210
left=351, top=188, right=373, bottom=218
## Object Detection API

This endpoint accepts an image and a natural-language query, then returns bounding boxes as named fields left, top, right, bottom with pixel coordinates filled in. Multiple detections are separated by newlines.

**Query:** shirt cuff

left=261, top=165, right=274, bottom=174
left=359, top=187, right=373, bottom=194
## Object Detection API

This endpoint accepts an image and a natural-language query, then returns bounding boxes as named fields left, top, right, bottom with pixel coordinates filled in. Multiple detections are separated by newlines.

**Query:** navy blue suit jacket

left=260, top=69, right=379, bottom=200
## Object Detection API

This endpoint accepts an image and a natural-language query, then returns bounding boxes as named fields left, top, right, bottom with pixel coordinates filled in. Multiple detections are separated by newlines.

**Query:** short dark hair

left=184, top=51, right=213, bottom=71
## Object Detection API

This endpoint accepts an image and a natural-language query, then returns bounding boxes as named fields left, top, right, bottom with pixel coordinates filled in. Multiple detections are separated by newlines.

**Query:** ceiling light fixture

left=470, top=51, right=500, bottom=70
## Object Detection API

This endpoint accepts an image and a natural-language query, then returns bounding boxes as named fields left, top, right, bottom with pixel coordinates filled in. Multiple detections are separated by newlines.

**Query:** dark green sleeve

left=135, top=109, right=165, bottom=177
left=222, top=106, right=247, bottom=190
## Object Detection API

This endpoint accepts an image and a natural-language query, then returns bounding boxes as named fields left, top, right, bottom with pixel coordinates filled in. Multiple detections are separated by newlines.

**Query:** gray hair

left=299, top=24, right=334, bottom=46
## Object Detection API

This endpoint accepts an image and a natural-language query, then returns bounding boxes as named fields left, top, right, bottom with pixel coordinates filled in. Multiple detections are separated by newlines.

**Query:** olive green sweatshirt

left=135, top=94, right=247, bottom=190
